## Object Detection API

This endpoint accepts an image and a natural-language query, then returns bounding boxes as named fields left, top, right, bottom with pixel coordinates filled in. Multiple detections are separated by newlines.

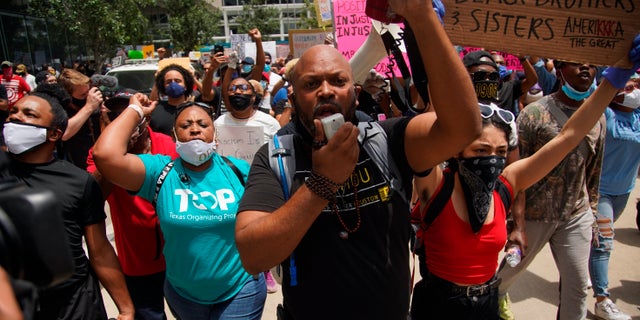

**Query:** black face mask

left=229, top=94, right=253, bottom=111
left=473, top=80, right=499, bottom=102
left=457, top=155, right=506, bottom=233
left=72, top=97, right=87, bottom=108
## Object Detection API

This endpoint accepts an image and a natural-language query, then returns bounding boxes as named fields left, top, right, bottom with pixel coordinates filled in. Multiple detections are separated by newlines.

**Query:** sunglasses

left=471, top=71, right=500, bottom=82
left=228, top=83, right=253, bottom=92
left=479, top=103, right=515, bottom=124
left=176, top=101, right=213, bottom=117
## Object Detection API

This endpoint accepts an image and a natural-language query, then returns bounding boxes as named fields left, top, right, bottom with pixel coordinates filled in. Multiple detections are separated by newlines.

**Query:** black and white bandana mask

left=457, top=155, right=506, bottom=233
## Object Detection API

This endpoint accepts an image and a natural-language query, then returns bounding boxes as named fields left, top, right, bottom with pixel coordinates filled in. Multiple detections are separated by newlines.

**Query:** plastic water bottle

left=505, top=245, right=522, bottom=267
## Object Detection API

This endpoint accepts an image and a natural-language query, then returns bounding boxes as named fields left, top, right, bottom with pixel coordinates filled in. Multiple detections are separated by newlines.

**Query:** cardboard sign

left=215, top=125, right=265, bottom=164
left=442, top=0, right=640, bottom=67
left=158, top=57, right=191, bottom=73
left=289, top=29, right=334, bottom=58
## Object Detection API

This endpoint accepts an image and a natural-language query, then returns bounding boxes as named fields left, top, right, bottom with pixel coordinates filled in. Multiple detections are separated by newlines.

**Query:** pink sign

left=458, top=47, right=524, bottom=72
left=333, top=0, right=408, bottom=79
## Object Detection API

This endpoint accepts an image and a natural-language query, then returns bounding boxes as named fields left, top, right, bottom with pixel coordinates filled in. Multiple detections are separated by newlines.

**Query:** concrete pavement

left=103, top=179, right=640, bottom=319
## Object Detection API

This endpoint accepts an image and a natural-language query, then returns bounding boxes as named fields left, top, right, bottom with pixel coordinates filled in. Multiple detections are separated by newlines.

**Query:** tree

left=298, top=0, right=328, bottom=30
left=28, top=0, right=152, bottom=71
left=235, top=0, right=280, bottom=39
left=160, top=0, right=222, bottom=52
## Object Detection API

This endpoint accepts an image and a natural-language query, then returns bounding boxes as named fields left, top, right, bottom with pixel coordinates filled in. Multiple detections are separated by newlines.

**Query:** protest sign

left=158, top=57, right=191, bottom=73
left=216, top=125, right=265, bottom=164
left=289, top=29, right=334, bottom=58
left=442, top=0, right=640, bottom=66
left=244, top=41, right=277, bottom=61
left=142, top=45, right=155, bottom=59
left=333, top=0, right=409, bottom=82
left=315, top=0, right=334, bottom=27
left=458, top=47, right=524, bottom=71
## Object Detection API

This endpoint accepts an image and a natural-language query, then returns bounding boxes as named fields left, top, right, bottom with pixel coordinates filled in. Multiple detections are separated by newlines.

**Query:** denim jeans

left=589, top=193, right=629, bottom=298
left=164, top=274, right=266, bottom=320
left=125, top=271, right=167, bottom=320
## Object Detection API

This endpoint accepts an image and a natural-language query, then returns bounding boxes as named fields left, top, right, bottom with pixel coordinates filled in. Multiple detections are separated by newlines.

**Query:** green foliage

left=162, top=0, right=223, bottom=52
left=235, top=0, right=280, bottom=39
left=28, top=0, right=151, bottom=68
left=298, top=0, right=327, bottom=29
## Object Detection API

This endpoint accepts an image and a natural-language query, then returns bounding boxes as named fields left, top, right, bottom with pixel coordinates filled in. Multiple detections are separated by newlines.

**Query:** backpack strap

left=222, top=156, right=246, bottom=186
left=268, top=134, right=298, bottom=286
left=547, top=103, right=590, bottom=158
left=151, top=160, right=174, bottom=260
left=495, top=176, right=513, bottom=213
left=421, top=168, right=455, bottom=227
left=269, top=134, right=295, bottom=199
left=357, top=121, right=409, bottom=205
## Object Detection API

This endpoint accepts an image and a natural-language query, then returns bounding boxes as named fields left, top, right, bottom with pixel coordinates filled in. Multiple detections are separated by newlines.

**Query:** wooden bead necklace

left=333, top=183, right=360, bottom=240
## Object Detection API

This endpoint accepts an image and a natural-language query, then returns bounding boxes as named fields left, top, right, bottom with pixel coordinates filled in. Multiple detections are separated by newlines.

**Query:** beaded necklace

left=333, top=183, right=360, bottom=240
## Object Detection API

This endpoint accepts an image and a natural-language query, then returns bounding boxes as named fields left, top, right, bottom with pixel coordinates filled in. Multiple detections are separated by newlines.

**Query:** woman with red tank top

left=410, top=69, right=629, bottom=320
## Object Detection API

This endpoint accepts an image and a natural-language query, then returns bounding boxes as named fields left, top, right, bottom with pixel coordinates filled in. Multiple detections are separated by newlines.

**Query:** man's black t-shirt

left=150, top=100, right=178, bottom=137
left=60, top=105, right=101, bottom=170
left=239, top=118, right=414, bottom=320
left=497, top=79, right=523, bottom=114
left=9, top=157, right=107, bottom=319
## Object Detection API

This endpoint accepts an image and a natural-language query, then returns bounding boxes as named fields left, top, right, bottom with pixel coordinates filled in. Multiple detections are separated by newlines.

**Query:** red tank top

left=422, top=178, right=511, bottom=285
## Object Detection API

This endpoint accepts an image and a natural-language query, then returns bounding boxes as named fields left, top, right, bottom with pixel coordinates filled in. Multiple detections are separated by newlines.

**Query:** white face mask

left=3, top=122, right=49, bottom=154
left=175, top=139, right=217, bottom=166
left=616, top=89, right=640, bottom=109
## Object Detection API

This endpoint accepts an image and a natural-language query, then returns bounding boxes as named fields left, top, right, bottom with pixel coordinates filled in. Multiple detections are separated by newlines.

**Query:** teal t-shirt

left=136, top=153, right=251, bottom=304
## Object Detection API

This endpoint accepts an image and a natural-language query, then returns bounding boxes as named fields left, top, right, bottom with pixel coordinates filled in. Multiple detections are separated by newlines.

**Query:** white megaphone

left=350, top=20, right=405, bottom=85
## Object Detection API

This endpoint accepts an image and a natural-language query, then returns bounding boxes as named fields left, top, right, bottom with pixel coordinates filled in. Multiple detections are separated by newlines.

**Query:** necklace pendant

left=338, top=230, right=349, bottom=240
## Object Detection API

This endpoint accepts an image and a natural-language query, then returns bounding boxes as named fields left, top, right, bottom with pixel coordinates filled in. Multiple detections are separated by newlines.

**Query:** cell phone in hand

left=321, top=113, right=345, bottom=140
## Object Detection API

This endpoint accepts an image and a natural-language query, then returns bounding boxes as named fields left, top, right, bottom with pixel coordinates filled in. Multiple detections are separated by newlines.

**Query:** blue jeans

left=125, top=271, right=167, bottom=320
left=164, top=274, right=266, bottom=320
left=589, top=193, right=629, bottom=297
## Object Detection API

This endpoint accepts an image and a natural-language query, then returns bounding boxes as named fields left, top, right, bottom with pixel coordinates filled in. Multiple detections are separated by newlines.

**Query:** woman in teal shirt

left=93, top=93, right=266, bottom=319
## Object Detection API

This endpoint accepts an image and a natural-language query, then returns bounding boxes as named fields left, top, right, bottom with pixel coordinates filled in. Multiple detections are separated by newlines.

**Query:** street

left=103, top=179, right=640, bottom=319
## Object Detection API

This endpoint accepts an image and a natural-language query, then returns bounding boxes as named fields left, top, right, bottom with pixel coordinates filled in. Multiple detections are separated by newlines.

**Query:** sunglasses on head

left=471, top=71, right=500, bottom=82
left=176, top=101, right=213, bottom=117
left=228, top=83, right=252, bottom=92
left=479, top=103, right=515, bottom=124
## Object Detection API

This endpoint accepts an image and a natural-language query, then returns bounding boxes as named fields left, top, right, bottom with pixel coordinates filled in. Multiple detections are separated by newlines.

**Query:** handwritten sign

left=244, top=41, right=277, bottom=62
left=230, top=34, right=251, bottom=60
left=315, top=0, right=333, bottom=27
left=216, top=125, right=265, bottom=164
left=333, top=0, right=409, bottom=83
left=442, top=0, right=640, bottom=67
left=289, top=29, right=334, bottom=58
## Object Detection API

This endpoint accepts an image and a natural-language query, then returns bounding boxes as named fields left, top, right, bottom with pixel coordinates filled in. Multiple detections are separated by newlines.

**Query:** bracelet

left=305, top=172, right=341, bottom=202
left=127, top=104, right=144, bottom=120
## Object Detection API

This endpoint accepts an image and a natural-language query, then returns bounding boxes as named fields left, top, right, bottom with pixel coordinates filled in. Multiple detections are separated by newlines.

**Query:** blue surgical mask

left=560, top=72, right=596, bottom=101
left=165, top=81, right=186, bottom=98
left=264, top=64, right=271, bottom=73
left=242, top=65, right=253, bottom=73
